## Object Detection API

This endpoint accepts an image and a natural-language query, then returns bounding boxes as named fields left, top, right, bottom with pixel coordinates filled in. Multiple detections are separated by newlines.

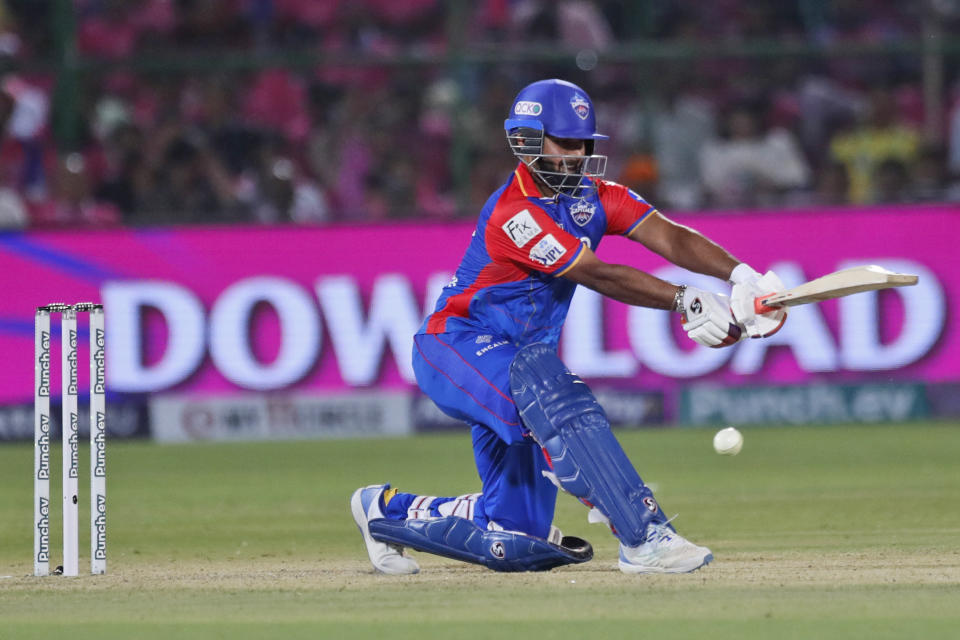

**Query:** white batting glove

left=729, top=263, right=788, bottom=338
left=678, top=285, right=742, bottom=348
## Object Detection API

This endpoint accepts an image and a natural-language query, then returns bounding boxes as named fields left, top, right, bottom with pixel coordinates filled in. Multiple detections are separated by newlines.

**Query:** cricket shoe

left=618, top=522, right=713, bottom=574
left=350, top=484, right=420, bottom=575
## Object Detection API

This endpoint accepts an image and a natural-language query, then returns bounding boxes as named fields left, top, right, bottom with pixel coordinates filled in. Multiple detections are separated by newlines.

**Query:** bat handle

left=754, top=294, right=780, bottom=315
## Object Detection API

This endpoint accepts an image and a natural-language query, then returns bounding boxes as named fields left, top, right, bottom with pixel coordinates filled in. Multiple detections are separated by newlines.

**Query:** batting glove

left=729, top=263, right=788, bottom=338
left=677, top=285, right=742, bottom=348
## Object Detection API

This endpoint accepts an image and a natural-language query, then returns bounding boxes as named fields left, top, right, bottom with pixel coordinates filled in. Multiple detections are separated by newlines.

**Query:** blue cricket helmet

left=504, top=79, right=608, bottom=141
left=504, top=79, right=608, bottom=198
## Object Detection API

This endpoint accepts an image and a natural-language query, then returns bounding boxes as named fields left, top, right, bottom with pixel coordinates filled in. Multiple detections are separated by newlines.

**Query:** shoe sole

left=618, top=552, right=713, bottom=574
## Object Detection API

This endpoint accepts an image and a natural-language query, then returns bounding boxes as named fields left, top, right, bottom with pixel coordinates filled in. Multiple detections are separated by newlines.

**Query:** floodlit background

left=2, top=1, right=960, bottom=227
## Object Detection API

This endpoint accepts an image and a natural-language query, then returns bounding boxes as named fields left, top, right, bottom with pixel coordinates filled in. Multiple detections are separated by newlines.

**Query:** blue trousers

left=386, top=331, right=557, bottom=539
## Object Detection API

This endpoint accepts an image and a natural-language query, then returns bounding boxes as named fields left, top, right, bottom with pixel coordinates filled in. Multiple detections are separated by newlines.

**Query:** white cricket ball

left=713, top=427, right=743, bottom=456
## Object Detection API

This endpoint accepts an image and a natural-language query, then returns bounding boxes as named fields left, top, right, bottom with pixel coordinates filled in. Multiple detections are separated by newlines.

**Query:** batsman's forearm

left=661, top=226, right=739, bottom=281
left=636, top=215, right=740, bottom=281
left=570, top=263, right=678, bottom=310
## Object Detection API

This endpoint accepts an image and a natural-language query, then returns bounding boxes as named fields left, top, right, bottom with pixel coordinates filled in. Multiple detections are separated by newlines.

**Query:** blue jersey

left=420, top=162, right=656, bottom=347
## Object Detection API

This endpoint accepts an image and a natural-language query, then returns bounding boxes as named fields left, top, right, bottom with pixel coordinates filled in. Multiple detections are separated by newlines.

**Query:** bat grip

left=754, top=294, right=781, bottom=315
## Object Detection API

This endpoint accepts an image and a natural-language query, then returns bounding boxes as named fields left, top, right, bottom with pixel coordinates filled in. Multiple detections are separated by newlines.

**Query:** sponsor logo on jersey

left=570, top=93, right=590, bottom=120
left=502, top=209, right=542, bottom=248
left=569, top=199, right=596, bottom=226
left=475, top=334, right=492, bottom=344
left=476, top=339, right=509, bottom=357
left=579, top=236, right=592, bottom=249
left=529, top=234, right=567, bottom=267
left=514, top=101, right=542, bottom=116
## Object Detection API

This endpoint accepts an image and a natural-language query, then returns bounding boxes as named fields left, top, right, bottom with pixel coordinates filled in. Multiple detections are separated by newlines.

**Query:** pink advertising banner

left=0, top=205, right=957, bottom=405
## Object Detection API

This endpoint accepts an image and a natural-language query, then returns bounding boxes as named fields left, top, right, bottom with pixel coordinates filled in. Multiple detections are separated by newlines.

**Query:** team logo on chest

left=569, top=199, right=596, bottom=226
left=570, top=93, right=590, bottom=120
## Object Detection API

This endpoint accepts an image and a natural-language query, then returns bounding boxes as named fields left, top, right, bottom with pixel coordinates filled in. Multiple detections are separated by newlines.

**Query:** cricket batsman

left=352, top=78, right=787, bottom=574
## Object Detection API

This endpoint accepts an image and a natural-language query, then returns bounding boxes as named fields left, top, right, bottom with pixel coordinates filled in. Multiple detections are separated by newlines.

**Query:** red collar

left=513, top=162, right=546, bottom=199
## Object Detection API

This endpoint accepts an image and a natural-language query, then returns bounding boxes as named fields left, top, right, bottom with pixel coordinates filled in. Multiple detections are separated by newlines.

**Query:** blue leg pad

left=510, top=343, right=665, bottom=547
left=368, top=516, right=592, bottom=572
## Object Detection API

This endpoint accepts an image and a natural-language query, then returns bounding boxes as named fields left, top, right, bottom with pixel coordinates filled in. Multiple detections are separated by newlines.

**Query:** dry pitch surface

left=1, top=424, right=958, bottom=639
left=6, top=547, right=958, bottom=589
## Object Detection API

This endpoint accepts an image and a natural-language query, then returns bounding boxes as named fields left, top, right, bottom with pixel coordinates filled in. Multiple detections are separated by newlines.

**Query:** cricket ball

left=713, top=427, right=743, bottom=456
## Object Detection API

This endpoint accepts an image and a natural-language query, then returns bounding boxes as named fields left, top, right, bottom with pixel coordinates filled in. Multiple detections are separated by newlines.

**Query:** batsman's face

left=541, top=136, right=586, bottom=173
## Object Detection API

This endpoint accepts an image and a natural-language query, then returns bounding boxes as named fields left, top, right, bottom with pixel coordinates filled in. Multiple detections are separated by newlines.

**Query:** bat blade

left=757, top=265, right=918, bottom=311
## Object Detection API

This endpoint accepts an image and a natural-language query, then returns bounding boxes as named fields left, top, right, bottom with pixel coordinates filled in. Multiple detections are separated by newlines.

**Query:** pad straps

left=369, top=516, right=592, bottom=572
left=510, top=343, right=667, bottom=546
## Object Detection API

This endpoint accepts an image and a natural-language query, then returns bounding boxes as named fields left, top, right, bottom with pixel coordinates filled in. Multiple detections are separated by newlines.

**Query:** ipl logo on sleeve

left=570, top=94, right=590, bottom=120
left=529, top=234, right=567, bottom=267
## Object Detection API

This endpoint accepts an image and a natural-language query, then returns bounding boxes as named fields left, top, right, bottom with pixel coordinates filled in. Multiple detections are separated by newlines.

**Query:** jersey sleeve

left=486, top=204, right=585, bottom=276
left=597, top=180, right=657, bottom=236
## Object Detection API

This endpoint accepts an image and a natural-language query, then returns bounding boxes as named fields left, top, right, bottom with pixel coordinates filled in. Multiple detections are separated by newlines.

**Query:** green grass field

left=1, top=422, right=958, bottom=639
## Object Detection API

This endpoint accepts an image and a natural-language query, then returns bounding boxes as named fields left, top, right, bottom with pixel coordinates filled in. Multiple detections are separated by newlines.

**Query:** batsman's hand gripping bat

left=754, top=265, right=918, bottom=314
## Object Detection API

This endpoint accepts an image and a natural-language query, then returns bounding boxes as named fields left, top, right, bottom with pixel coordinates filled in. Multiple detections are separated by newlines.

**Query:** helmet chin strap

left=520, top=158, right=563, bottom=199
left=539, top=167, right=586, bottom=198
left=526, top=154, right=602, bottom=199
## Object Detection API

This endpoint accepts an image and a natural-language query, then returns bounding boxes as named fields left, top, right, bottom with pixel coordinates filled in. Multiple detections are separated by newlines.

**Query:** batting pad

left=368, top=516, right=592, bottom=572
left=510, top=343, right=665, bottom=547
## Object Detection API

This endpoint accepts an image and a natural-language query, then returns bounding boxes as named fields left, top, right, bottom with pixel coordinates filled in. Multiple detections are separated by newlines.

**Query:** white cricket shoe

left=618, top=522, right=713, bottom=574
left=350, top=484, right=420, bottom=575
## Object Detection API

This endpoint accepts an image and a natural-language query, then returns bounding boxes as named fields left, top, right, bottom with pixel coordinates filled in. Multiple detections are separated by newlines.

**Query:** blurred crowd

left=1, top=0, right=959, bottom=230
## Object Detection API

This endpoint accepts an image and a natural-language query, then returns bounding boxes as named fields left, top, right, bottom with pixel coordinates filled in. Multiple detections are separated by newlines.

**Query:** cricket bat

left=755, top=265, right=919, bottom=313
